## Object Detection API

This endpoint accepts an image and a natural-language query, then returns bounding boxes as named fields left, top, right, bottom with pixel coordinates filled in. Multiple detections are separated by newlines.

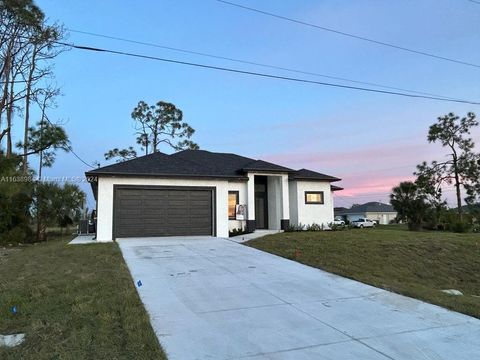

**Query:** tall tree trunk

left=38, top=103, right=46, bottom=178
left=0, top=46, right=12, bottom=115
left=0, top=52, right=11, bottom=152
left=36, top=215, right=41, bottom=242
left=5, top=79, right=14, bottom=158
left=23, top=46, right=37, bottom=174
left=453, top=156, right=463, bottom=220
left=153, top=124, right=158, bottom=152
left=35, top=107, right=47, bottom=242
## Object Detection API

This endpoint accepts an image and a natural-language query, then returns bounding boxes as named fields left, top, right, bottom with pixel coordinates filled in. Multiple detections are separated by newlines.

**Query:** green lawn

left=246, top=226, right=480, bottom=319
left=0, top=238, right=166, bottom=360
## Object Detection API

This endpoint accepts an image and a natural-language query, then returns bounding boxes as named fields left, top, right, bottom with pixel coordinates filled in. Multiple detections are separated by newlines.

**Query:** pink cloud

left=257, top=131, right=464, bottom=207
left=262, top=141, right=431, bottom=171
left=259, top=140, right=434, bottom=205
left=338, top=174, right=416, bottom=196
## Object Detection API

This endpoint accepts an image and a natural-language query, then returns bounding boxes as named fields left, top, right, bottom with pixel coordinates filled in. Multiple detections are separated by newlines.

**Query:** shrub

left=0, top=156, right=34, bottom=244
left=452, top=221, right=471, bottom=233
left=229, top=227, right=250, bottom=237
left=306, top=223, right=322, bottom=231
left=328, top=223, right=346, bottom=231
left=285, top=223, right=305, bottom=232
left=0, top=226, right=33, bottom=246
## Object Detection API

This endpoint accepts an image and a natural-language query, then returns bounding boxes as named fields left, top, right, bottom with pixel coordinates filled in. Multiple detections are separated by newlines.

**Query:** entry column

left=246, top=173, right=256, bottom=232
left=280, top=174, right=290, bottom=230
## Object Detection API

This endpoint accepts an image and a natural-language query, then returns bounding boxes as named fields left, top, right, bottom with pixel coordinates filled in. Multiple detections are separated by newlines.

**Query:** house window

left=305, top=191, right=324, bottom=204
left=228, top=191, right=239, bottom=219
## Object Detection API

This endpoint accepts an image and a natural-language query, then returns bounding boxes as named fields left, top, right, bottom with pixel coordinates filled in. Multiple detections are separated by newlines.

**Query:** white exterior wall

left=281, top=175, right=290, bottom=220
left=227, top=181, right=248, bottom=231
left=96, top=176, right=230, bottom=241
left=291, top=181, right=334, bottom=227
left=288, top=181, right=299, bottom=225
left=267, top=177, right=282, bottom=230
left=247, top=173, right=255, bottom=221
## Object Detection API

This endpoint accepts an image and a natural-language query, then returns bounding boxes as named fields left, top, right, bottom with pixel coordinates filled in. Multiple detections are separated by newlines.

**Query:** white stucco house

left=335, top=202, right=397, bottom=225
left=86, top=150, right=342, bottom=241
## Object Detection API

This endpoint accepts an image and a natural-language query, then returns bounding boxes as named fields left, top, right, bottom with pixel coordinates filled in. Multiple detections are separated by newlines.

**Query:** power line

left=42, top=116, right=96, bottom=168
left=67, top=28, right=461, bottom=100
left=215, top=0, right=480, bottom=69
left=467, top=0, right=480, bottom=4
left=68, top=146, right=96, bottom=168
left=56, top=41, right=480, bottom=105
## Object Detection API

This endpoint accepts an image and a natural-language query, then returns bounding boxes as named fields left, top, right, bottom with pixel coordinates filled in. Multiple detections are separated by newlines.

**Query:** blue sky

left=23, top=0, right=480, bottom=208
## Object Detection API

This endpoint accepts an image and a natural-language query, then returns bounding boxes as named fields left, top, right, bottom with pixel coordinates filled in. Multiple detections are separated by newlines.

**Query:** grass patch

left=0, top=237, right=166, bottom=359
left=246, top=226, right=480, bottom=318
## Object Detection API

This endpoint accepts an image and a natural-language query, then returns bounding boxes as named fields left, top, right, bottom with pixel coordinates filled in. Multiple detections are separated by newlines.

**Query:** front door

left=254, top=177, right=268, bottom=229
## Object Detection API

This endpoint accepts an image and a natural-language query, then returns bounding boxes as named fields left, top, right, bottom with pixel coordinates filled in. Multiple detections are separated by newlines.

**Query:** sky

left=16, top=0, right=480, bottom=209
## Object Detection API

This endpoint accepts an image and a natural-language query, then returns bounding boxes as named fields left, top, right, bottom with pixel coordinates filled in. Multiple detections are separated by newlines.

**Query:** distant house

left=335, top=202, right=397, bottom=225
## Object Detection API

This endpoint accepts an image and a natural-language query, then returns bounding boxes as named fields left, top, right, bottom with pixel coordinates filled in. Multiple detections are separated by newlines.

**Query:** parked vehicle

left=332, top=217, right=345, bottom=226
left=352, top=218, right=376, bottom=228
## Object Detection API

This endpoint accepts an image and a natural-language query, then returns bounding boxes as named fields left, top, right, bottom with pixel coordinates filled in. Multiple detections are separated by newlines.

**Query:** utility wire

left=215, top=0, right=480, bottom=69
left=69, top=146, right=96, bottom=168
left=67, top=28, right=461, bottom=100
left=56, top=41, right=480, bottom=105
left=42, top=115, right=96, bottom=168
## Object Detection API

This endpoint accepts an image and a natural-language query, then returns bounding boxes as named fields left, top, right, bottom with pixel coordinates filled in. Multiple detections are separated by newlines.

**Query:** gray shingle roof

left=241, top=159, right=293, bottom=173
left=335, top=202, right=395, bottom=214
left=290, top=168, right=341, bottom=182
left=86, top=150, right=340, bottom=182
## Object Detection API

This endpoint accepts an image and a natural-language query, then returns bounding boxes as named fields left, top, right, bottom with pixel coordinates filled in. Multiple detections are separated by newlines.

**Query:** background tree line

left=0, top=0, right=85, bottom=244
left=390, top=112, right=480, bottom=232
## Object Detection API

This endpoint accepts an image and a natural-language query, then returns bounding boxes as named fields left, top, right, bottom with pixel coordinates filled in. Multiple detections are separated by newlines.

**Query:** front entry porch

left=246, top=173, right=290, bottom=233
left=254, top=176, right=269, bottom=229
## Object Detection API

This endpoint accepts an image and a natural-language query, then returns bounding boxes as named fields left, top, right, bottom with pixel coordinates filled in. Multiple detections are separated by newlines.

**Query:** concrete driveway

left=118, top=237, right=480, bottom=360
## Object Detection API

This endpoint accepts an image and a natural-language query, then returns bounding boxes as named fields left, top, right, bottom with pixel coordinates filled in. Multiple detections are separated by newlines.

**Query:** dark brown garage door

left=114, top=186, right=214, bottom=238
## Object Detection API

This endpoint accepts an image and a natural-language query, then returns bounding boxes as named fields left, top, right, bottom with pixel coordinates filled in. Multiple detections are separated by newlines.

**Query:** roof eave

left=84, top=171, right=249, bottom=181
left=289, top=176, right=342, bottom=182
left=242, top=168, right=292, bottom=174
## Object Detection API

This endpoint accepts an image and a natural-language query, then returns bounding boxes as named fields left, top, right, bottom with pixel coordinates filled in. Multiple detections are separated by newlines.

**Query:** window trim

left=228, top=191, right=240, bottom=220
left=305, top=191, right=324, bottom=204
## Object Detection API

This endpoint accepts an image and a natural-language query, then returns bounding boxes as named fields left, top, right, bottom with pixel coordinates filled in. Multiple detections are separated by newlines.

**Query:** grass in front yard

left=246, top=226, right=480, bottom=319
left=0, top=237, right=166, bottom=359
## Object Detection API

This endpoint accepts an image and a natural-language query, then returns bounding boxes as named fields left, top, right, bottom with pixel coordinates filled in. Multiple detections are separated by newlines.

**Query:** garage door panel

left=190, top=218, right=211, bottom=224
left=190, top=206, right=212, bottom=213
left=190, top=220, right=211, bottom=227
left=142, top=198, right=167, bottom=205
left=168, top=201, right=190, bottom=208
left=142, top=207, right=168, bottom=213
left=117, top=208, right=141, bottom=215
left=114, top=187, right=214, bottom=238
left=190, top=199, right=211, bottom=205
left=119, top=200, right=141, bottom=207
left=167, top=191, right=188, bottom=198
left=191, top=194, right=210, bottom=199
left=141, top=214, right=168, bottom=220
left=167, top=210, right=190, bottom=217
